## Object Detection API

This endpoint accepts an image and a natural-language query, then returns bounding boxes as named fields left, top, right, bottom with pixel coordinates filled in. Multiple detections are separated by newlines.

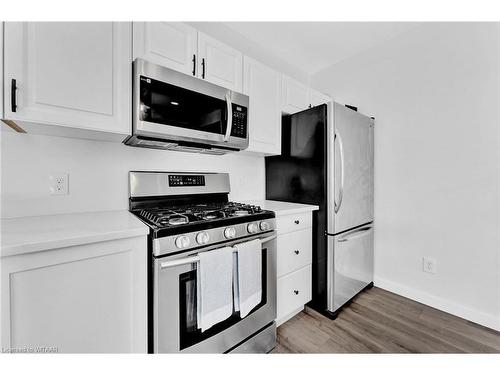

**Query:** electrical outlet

left=49, top=173, right=69, bottom=195
left=422, top=257, right=437, bottom=274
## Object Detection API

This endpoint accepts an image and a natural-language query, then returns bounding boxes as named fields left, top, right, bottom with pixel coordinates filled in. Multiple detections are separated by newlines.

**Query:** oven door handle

left=223, top=92, right=233, bottom=142
left=159, top=234, right=277, bottom=269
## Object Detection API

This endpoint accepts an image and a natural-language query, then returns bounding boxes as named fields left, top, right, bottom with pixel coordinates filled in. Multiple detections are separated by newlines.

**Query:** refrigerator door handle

left=338, top=225, right=373, bottom=242
left=334, top=130, right=345, bottom=213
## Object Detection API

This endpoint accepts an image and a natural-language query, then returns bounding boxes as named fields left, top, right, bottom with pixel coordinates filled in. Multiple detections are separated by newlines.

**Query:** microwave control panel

left=230, top=105, right=248, bottom=138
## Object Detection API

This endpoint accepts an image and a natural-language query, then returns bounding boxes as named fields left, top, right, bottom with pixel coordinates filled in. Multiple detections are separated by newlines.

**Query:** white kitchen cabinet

left=277, top=265, right=313, bottom=322
left=275, top=210, right=314, bottom=326
left=248, top=201, right=317, bottom=326
left=277, top=229, right=313, bottom=277
left=309, top=89, right=331, bottom=107
left=282, top=75, right=310, bottom=114
left=1, top=236, right=147, bottom=353
left=2, top=22, right=132, bottom=141
left=242, top=57, right=282, bottom=155
left=198, top=32, right=243, bottom=92
left=133, top=22, right=198, bottom=77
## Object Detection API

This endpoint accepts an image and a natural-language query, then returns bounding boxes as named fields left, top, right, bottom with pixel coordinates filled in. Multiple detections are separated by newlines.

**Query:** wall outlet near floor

left=49, top=173, right=69, bottom=195
left=422, top=257, right=437, bottom=274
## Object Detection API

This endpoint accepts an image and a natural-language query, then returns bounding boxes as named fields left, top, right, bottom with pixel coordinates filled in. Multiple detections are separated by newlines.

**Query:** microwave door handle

left=224, top=93, right=233, bottom=142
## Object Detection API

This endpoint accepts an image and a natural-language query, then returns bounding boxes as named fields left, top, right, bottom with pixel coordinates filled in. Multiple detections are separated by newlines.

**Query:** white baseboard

left=374, top=276, right=500, bottom=332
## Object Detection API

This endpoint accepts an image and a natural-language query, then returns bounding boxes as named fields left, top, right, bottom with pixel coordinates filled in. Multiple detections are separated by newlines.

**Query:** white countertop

left=1, top=210, right=149, bottom=258
left=248, top=200, right=319, bottom=216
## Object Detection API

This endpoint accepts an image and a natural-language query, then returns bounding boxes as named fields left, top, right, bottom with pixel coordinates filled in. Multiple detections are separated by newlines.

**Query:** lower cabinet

left=1, top=236, right=147, bottom=353
left=275, top=212, right=313, bottom=326
left=277, top=265, right=312, bottom=323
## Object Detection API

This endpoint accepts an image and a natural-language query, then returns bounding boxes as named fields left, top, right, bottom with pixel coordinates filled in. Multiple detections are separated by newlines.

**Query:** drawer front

left=277, top=265, right=312, bottom=320
left=277, top=229, right=312, bottom=277
left=276, top=212, right=312, bottom=235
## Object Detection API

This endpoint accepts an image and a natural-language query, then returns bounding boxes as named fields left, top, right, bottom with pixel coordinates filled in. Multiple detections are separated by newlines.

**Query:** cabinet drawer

left=277, top=229, right=312, bottom=277
left=276, top=212, right=312, bottom=235
left=277, top=265, right=312, bottom=321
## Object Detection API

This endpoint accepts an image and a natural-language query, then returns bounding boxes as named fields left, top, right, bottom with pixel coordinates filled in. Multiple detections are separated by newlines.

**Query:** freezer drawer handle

left=294, top=250, right=300, bottom=255
left=338, top=226, right=372, bottom=242
left=293, top=290, right=299, bottom=295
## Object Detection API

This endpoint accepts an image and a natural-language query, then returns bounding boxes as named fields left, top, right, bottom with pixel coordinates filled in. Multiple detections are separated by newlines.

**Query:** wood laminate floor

left=272, top=287, right=500, bottom=353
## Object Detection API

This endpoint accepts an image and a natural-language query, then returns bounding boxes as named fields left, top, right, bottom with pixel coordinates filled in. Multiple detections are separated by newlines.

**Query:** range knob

left=175, top=235, right=190, bottom=249
left=259, top=221, right=270, bottom=231
left=247, top=223, right=259, bottom=234
left=224, top=227, right=236, bottom=239
left=196, top=231, right=210, bottom=245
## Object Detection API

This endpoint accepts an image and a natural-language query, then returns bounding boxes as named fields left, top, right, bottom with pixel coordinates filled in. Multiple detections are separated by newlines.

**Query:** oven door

left=153, top=233, right=277, bottom=353
left=132, top=59, right=249, bottom=151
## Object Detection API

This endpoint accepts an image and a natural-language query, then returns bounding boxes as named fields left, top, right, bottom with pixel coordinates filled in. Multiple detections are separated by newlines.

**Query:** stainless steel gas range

left=129, top=171, right=277, bottom=353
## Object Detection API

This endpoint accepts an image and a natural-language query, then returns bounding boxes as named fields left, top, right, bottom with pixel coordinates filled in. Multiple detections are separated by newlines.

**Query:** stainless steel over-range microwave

left=124, top=59, right=249, bottom=155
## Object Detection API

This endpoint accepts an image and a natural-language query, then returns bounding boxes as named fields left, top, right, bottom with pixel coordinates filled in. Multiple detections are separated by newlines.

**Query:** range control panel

left=168, top=175, right=206, bottom=187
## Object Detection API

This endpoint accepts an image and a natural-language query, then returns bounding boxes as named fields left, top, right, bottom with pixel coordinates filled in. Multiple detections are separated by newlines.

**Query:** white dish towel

left=234, top=239, right=262, bottom=318
left=197, top=246, right=234, bottom=332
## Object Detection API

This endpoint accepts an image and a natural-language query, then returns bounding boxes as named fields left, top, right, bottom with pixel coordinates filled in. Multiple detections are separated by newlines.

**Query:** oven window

left=140, top=76, right=228, bottom=135
left=179, top=249, right=267, bottom=351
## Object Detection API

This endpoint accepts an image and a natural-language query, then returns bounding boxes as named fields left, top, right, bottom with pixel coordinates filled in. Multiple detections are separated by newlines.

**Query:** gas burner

left=202, top=211, right=221, bottom=220
left=168, top=216, right=189, bottom=225
left=135, top=200, right=267, bottom=230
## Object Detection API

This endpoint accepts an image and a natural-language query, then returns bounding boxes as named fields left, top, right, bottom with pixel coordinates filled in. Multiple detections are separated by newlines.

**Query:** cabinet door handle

left=192, top=54, right=196, bottom=76
left=294, top=250, right=300, bottom=255
left=294, top=220, right=300, bottom=224
left=201, top=58, right=206, bottom=79
left=293, top=290, right=299, bottom=295
left=11, top=79, right=17, bottom=112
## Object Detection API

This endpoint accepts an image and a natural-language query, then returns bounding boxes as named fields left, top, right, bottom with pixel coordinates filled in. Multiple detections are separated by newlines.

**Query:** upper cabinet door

left=133, top=22, right=198, bottom=77
left=3, top=22, right=131, bottom=137
left=197, top=32, right=243, bottom=92
left=243, top=57, right=282, bottom=155
left=310, top=89, right=331, bottom=107
left=282, top=75, right=310, bottom=114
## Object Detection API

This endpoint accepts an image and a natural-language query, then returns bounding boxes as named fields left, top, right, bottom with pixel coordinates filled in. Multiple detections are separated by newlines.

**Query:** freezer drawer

left=327, top=223, right=374, bottom=312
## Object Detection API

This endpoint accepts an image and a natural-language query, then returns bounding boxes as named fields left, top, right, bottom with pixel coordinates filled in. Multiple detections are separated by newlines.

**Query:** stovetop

left=131, top=201, right=275, bottom=237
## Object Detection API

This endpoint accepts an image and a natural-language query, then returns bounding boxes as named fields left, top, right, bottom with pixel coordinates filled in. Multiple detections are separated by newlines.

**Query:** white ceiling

left=223, top=22, right=421, bottom=75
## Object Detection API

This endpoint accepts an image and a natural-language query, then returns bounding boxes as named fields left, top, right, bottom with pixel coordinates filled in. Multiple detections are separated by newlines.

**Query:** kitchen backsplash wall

left=0, top=131, right=265, bottom=218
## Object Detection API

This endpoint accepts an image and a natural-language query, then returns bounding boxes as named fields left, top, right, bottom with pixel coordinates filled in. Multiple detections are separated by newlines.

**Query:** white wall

left=311, top=23, right=500, bottom=330
left=0, top=131, right=265, bottom=218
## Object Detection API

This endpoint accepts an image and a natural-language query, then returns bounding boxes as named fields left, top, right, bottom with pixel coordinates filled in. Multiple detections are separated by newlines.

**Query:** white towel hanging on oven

left=197, top=246, right=234, bottom=332
left=233, top=239, right=262, bottom=318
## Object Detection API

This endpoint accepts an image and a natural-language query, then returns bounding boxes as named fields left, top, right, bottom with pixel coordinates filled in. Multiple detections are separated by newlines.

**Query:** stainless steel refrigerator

left=265, top=101, right=374, bottom=318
